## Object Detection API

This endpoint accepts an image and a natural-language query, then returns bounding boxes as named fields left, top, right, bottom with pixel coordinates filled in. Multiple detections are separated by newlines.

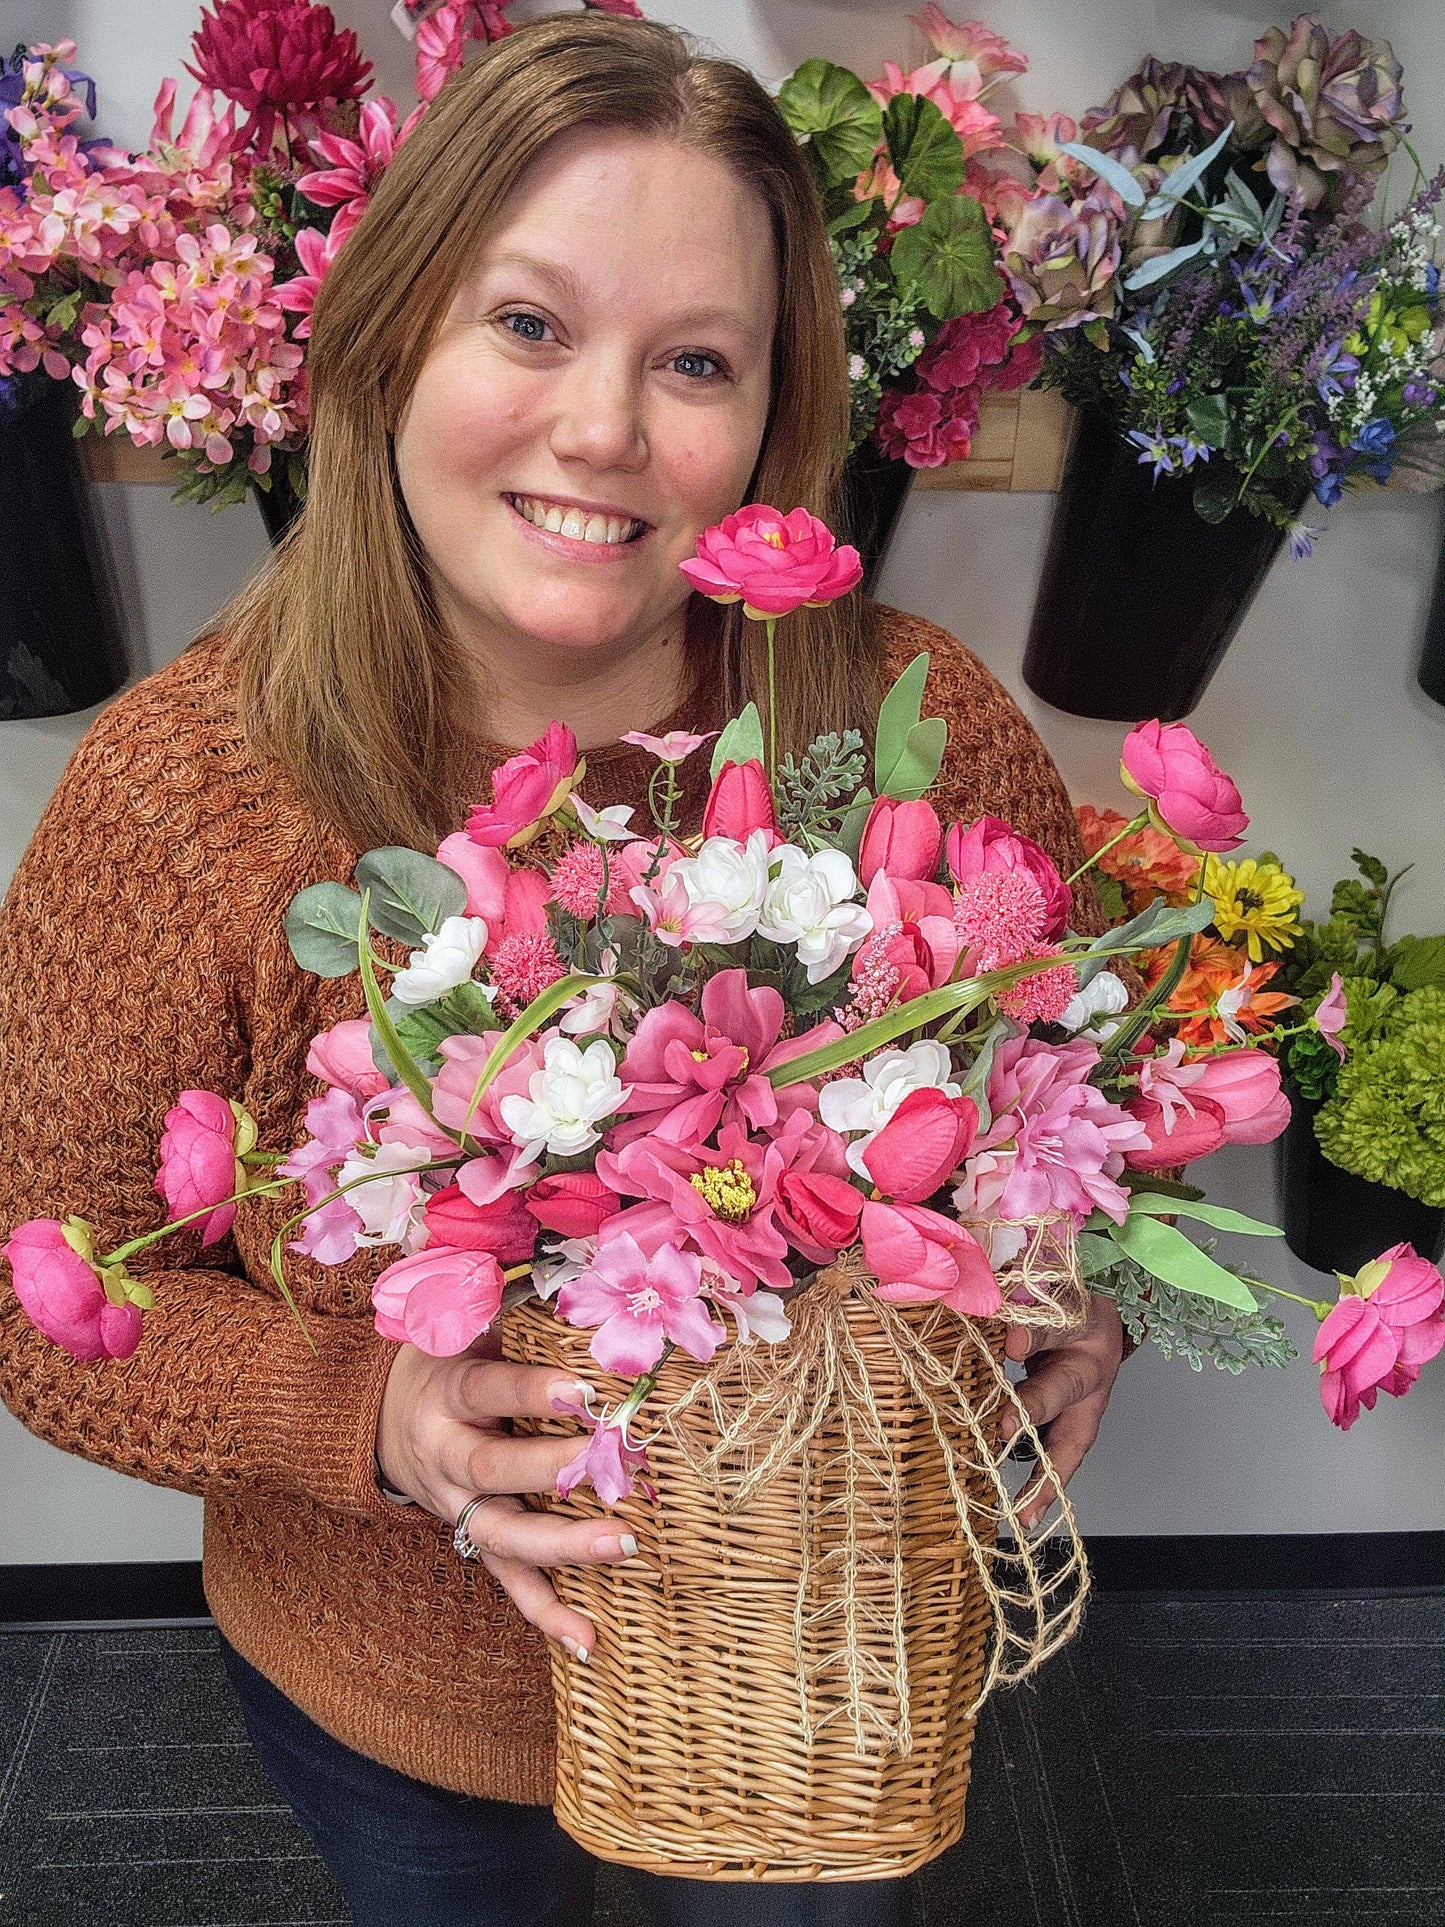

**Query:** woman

left=0, top=15, right=1127, bottom=1926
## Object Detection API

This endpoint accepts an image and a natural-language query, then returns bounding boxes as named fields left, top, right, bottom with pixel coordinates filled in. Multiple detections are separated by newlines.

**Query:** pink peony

left=420, top=1182, right=535, bottom=1264
left=555, top=1230, right=724, bottom=1373
left=1313, top=1244, right=1445, bottom=1431
left=1314, top=972, right=1348, bottom=1061
left=2, top=1217, right=142, bottom=1362
left=1120, top=720, right=1248, bottom=854
left=701, top=758, right=780, bottom=846
left=554, top=1399, right=654, bottom=1508
left=861, top=1199, right=1001, bottom=1315
left=465, top=722, right=582, bottom=849
left=155, top=1090, right=247, bottom=1246
left=306, top=1020, right=390, bottom=1103
left=858, top=796, right=943, bottom=887
left=946, top=814, right=1071, bottom=940
left=679, top=505, right=862, bottom=619
left=371, top=1245, right=505, bottom=1355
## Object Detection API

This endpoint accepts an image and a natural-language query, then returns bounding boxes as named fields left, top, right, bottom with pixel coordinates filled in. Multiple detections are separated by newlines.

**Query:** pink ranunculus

left=701, top=758, right=780, bottom=846
left=1190, top=1050, right=1291, bottom=1146
left=861, top=1199, right=1002, bottom=1315
left=775, top=1169, right=864, bottom=1263
left=1313, top=1244, right=1445, bottom=1431
left=465, top=721, right=582, bottom=849
left=420, top=1183, right=535, bottom=1265
left=556, top=1230, right=724, bottom=1374
left=370, top=1245, right=505, bottom=1356
left=679, top=505, right=863, bottom=619
left=946, top=814, right=1072, bottom=940
left=858, top=797, right=944, bottom=888
left=1314, top=972, right=1348, bottom=1061
left=554, top=1399, right=654, bottom=1508
left=1120, top=720, right=1248, bottom=854
left=306, top=1020, right=390, bottom=1104
left=526, top=1171, right=622, bottom=1239
left=155, top=1090, right=245, bottom=1246
left=2, top=1217, right=142, bottom=1362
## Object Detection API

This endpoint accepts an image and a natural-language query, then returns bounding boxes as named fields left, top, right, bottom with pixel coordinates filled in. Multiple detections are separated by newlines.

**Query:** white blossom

left=757, top=845, right=871, bottom=983
left=670, top=830, right=772, bottom=943
left=818, top=1041, right=962, bottom=1181
left=499, top=1035, right=630, bottom=1163
left=390, top=915, right=488, bottom=1006
left=1057, top=969, right=1130, bottom=1039
left=335, top=1140, right=433, bottom=1250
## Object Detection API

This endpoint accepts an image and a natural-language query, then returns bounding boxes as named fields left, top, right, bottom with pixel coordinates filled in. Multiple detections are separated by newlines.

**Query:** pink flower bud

left=1313, top=1243, right=1444, bottom=1431
left=306, top=1020, right=391, bottom=1103
left=371, top=1246, right=505, bottom=1356
left=155, top=1090, right=248, bottom=1245
left=1, top=1218, right=142, bottom=1362
left=701, top=759, right=779, bottom=845
left=1189, top=1050, right=1291, bottom=1145
left=525, top=1171, right=622, bottom=1239
left=861, top=1088, right=979, bottom=1203
left=421, top=1183, right=536, bottom=1265
left=1119, top=720, right=1248, bottom=854
left=775, top=1170, right=864, bottom=1261
left=1123, top=1092, right=1228, bottom=1169
left=858, top=797, right=944, bottom=887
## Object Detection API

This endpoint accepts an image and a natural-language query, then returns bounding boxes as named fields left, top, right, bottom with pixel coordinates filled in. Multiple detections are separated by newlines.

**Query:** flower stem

left=765, top=617, right=778, bottom=784
left=102, top=1178, right=292, bottom=1266
left=1241, top=1276, right=1332, bottom=1321
left=1064, top=811, right=1149, bottom=887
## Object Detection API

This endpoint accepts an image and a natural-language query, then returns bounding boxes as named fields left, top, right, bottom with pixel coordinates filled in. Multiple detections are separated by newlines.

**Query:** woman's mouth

left=505, top=493, right=648, bottom=547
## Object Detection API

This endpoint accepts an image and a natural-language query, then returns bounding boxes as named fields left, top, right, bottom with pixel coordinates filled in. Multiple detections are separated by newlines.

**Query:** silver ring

left=453, top=1495, right=487, bottom=1562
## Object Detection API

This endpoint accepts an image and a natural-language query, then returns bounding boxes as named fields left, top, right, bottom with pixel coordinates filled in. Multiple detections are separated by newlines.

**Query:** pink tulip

left=946, top=814, right=1072, bottom=940
left=306, top=1020, right=391, bottom=1103
left=2, top=1218, right=142, bottom=1362
left=154, top=1090, right=245, bottom=1246
left=860, top=1199, right=1002, bottom=1316
left=371, top=1246, right=505, bottom=1356
left=861, top=1087, right=979, bottom=1203
left=420, top=1183, right=536, bottom=1264
left=858, top=797, right=944, bottom=887
left=556, top=1231, right=724, bottom=1373
left=554, top=1398, right=655, bottom=1508
left=1119, top=720, right=1248, bottom=854
left=1190, top=1050, right=1291, bottom=1146
left=680, top=504, right=863, bottom=618
left=464, top=721, right=582, bottom=849
left=701, top=759, right=780, bottom=846
left=1313, top=1244, right=1445, bottom=1430
left=526, top=1171, right=622, bottom=1239
left=861, top=872, right=963, bottom=999
left=436, top=831, right=509, bottom=924
left=1314, top=972, right=1348, bottom=1062
left=775, top=1169, right=864, bottom=1262
left=1124, top=1092, right=1228, bottom=1169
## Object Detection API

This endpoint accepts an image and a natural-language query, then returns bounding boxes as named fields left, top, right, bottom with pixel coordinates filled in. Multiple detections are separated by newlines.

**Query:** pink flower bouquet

left=8, top=502, right=1436, bottom=1486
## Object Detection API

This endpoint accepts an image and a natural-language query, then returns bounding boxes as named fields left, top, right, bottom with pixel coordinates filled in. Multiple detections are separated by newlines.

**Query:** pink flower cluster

left=876, top=298, right=1038, bottom=467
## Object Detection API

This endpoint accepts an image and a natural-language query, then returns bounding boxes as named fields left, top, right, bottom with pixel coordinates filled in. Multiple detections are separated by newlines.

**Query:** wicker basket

left=504, top=1257, right=1085, bottom=1881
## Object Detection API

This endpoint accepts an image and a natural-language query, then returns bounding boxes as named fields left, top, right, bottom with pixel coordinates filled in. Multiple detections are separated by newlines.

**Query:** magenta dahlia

left=188, top=0, right=373, bottom=157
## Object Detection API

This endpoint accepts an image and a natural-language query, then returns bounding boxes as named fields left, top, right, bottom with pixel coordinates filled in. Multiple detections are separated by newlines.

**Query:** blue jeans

left=221, top=1637, right=912, bottom=1926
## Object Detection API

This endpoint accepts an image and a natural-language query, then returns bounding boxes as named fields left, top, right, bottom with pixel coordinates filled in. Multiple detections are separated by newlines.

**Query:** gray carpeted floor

left=1, top=1592, right=1440, bottom=1926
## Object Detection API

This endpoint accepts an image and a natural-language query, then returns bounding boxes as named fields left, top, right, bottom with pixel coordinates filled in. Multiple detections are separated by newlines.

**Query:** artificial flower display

left=4, top=505, right=1429, bottom=1475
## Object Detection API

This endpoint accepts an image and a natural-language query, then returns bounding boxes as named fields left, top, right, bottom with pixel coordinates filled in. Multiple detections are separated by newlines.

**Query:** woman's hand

left=376, top=1329, right=627, bottom=1662
left=997, top=1292, right=1126, bottom=1531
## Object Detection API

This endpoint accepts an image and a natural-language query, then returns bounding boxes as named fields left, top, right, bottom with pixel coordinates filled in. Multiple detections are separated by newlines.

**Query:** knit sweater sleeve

left=0, top=653, right=396, bottom=1518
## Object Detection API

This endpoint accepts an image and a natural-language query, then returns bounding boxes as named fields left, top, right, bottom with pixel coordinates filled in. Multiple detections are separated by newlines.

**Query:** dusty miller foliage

left=1090, top=1252, right=1297, bottom=1374
left=776, top=730, right=868, bottom=843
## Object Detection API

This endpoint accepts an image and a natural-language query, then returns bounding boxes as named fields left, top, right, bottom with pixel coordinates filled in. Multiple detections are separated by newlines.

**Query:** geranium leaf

left=776, top=59, right=883, bottom=190
left=890, top=196, right=1003, bottom=319
left=355, top=847, right=466, bottom=946
left=284, top=881, right=365, bottom=978
left=1108, top=1215, right=1259, bottom=1311
left=882, top=92, right=964, bottom=202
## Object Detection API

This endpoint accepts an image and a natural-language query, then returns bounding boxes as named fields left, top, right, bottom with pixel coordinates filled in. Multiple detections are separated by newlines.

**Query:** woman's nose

left=547, top=352, right=648, bottom=473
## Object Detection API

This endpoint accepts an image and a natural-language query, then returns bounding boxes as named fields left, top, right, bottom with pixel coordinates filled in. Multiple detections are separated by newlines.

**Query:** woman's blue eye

left=672, top=351, right=720, bottom=380
left=503, top=312, right=550, bottom=342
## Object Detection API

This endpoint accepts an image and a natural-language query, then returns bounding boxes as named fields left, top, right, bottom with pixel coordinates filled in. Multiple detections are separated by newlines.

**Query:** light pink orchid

left=554, top=1395, right=654, bottom=1507
left=556, top=1230, right=724, bottom=1373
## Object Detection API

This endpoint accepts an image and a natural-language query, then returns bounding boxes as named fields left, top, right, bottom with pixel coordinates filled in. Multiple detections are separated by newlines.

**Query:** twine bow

left=657, top=1218, right=1093, bottom=1760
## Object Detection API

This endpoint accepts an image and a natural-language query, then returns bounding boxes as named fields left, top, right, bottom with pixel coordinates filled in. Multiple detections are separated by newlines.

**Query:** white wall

left=2, top=1, right=1442, bottom=1565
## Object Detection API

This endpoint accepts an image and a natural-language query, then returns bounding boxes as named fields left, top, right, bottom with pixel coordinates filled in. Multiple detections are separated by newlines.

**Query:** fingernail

left=618, top=1533, right=638, bottom=1559
left=561, top=1636, right=590, bottom=1664
left=591, top=1532, right=630, bottom=1561
left=550, top=1380, right=596, bottom=1414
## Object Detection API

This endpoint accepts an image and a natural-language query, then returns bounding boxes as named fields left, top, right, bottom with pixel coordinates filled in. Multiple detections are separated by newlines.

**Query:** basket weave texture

left=505, top=1253, right=1089, bottom=1881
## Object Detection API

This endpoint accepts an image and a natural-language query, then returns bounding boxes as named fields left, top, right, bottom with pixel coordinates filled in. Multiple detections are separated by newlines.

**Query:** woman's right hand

left=375, top=1331, right=632, bottom=1662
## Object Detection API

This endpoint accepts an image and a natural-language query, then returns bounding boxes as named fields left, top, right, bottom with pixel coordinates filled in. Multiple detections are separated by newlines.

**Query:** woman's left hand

left=998, top=1292, right=1126, bottom=1531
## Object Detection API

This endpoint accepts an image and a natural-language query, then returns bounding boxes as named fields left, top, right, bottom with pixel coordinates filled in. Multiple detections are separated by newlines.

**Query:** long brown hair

left=218, top=12, right=881, bottom=851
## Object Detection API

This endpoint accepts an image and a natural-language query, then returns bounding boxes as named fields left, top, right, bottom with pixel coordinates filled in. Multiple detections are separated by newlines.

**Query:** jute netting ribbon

left=657, top=1216, right=1092, bottom=1760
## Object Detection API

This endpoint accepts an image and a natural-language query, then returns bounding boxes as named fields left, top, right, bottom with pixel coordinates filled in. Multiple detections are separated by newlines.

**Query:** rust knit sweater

left=0, top=605, right=1102, bottom=1804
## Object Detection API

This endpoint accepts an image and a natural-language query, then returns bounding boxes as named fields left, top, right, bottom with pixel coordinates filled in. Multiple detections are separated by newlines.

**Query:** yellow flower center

left=689, top=1159, right=757, bottom=1224
left=761, top=528, right=785, bottom=549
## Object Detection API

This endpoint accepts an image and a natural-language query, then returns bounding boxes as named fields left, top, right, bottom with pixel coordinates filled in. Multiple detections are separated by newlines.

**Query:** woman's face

left=394, top=126, right=778, bottom=673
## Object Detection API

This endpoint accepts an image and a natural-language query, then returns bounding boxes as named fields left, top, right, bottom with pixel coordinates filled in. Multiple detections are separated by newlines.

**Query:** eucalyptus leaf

left=285, top=881, right=366, bottom=978
left=356, top=847, right=467, bottom=946
left=1127, top=1194, right=1284, bottom=1238
left=1122, top=237, right=1207, bottom=291
left=776, top=59, right=883, bottom=190
left=882, top=92, right=964, bottom=202
left=1057, top=138, right=1145, bottom=207
left=1108, top=1215, right=1259, bottom=1312
left=710, top=702, right=765, bottom=779
left=889, top=196, right=1003, bottom=319
left=1138, top=122, right=1234, bottom=217
left=1083, top=895, right=1214, bottom=960
left=835, top=788, right=873, bottom=864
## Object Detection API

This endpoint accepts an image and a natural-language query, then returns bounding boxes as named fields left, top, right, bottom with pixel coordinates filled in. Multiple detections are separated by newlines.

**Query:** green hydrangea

left=1315, top=984, right=1445, bottom=1206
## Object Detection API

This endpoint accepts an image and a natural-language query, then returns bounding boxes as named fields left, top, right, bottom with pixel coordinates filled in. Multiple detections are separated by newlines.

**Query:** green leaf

left=285, top=881, right=366, bottom=978
left=835, top=788, right=873, bottom=864
left=776, top=59, right=883, bottom=190
left=1108, top=1215, right=1259, bottom=1312
left=874, top=652, right=949, bottom=799
left=1097, top=874, right=1127, bottom=924
left=1127, top=1194, right=1285, bottom=1238
left=383, top=980, right=499, bottom=1076
left=1185, top=392, right=1230, bottom=446
left=355, top=847, right=467, bottom=947
left=880, top=717, right=948, bottom=801
left=710, top=702, right=766, bottom=779
left=1056, top=138, right=1146, bottom=207
left=1076, top=1231, right=1120, bottom=1280
left=1137, top=122, right=1234, bottom=217
left=356, top=892, right=444, bottom=1123
left=1193, top=470, right=1239, bottom=524
left=1352, top=847, right=1390, bottom=889
left=1388, top=935, right=1445, bottom=992
left=881, top=92, right=964, bottom=202
left=1123, top=1173, right=1207, bottom=1203
left=889, top=196, right=1003, bottom=320
left=828, top=198, right=879, bottom=237
left=1084, top=895, right=1214, bottom=959
left=1082, top=317, right=1110, bottom=351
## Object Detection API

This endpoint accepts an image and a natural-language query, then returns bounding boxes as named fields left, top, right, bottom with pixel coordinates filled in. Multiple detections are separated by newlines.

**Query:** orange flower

left=1076, top=804, right=1200, bottom=914
left=1141, top=937, right=1297, bottom=1050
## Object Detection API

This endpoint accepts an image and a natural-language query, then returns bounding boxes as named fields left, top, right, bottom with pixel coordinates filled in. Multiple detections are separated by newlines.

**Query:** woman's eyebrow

left=476, top=250, right=764, bottom=336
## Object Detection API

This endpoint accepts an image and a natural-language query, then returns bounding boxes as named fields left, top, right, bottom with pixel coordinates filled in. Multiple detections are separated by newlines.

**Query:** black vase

left=1022, top=407, right=1290, bottom=722
left=0, top=379, right=127, bottom=720
left=1278, top=1084, right=1445, bottom=1275
left=254, top=464, right=305, bottom=545
left=841, top=443, right=915, bottom=596
left=1417, top=519, right=1445, bottom=707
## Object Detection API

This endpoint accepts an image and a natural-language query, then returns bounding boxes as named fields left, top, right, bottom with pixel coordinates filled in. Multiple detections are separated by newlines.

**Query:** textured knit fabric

left=0, top=604, right=1104, bottom=1803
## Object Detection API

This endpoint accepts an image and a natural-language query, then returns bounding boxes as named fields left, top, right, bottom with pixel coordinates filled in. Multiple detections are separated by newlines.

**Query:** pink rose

left=371, top=1246, right=505, bottom=1356
left=1313, top=1243, right=1445, bottom=1431
left=1120, top=720, right=1248, bottom=854
left=155, top=1090, right=245, bottom=1246
left=701, top=758, right=780, bottom=846
left=421, top=1183, right=536, bottom=1264
left=526, top=1171, right=622, bottom=1239
left=465, top=721, right=582, bottom=849
left=946, top=814, right=1071, bottom=939
left=2, top=1217, right=142, bottom=1362
left=306, top=1020, right=391, bottom=1104
left=858, top=797, right=944, bottom=887
left=679, top=505, right=863, bottom=619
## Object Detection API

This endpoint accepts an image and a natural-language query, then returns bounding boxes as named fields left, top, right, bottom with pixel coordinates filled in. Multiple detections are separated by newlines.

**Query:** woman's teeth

left=510, top=495, right=640, bottom=544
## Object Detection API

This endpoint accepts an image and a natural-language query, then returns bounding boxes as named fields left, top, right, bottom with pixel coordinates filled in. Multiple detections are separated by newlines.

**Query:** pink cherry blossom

left=371, top=1245, right=505, bottom=1356
left=556, top=1230, right=724, bottom=1373
left=154, top=1089, right=246, bottom=1245
left=680, top=506, right=863, bottom=619
left=2, top=1217, right=143, bottom=1362
left=1314, top=1244, right=1445, bottom=1430
left=1120, top=720, right=1248, bottom=854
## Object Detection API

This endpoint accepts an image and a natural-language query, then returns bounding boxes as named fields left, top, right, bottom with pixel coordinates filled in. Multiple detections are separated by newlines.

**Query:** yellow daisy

left=1204, top=856, right=1306, bottom=963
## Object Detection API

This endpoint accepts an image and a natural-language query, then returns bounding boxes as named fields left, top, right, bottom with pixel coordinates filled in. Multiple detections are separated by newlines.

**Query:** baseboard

left=2, top=1533, right=1441, bottom=1629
